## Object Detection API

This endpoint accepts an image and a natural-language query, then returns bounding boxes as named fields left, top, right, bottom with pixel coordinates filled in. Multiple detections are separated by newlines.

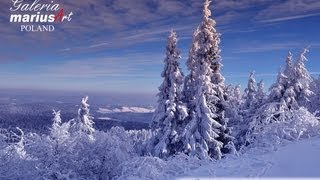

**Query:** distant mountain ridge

left=97, top=106, right=155, bottom=114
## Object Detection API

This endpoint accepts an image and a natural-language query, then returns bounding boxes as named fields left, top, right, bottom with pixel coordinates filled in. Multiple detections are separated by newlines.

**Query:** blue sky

left=0, top=0, right=320, bottom=94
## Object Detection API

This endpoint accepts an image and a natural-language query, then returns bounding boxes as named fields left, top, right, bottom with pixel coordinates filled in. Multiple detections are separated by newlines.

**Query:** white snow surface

left=264, top=137, right=320, bottom=177
left=98, top=106, right=155, bottom=114
left=184, top=136, right=320, bottom=178
left=119, top=136, right=320, bottom=179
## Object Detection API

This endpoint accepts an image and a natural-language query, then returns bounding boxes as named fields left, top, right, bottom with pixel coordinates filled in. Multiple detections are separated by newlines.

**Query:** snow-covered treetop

left=234, top=84, right=241, bottom=99
left=197, top=0, right=223, bottom=87
left=52, top=109, right=62, bottom=126
left=187, top=27, right=200, bottom=72
left=243, top=72, right=257, bottom=109
left=165, top=30, right=180, bottom=60
left=256, top=80, right=266, bottom=104
left=284, top=51, right=293, bottom=77
left=257, top=80, right=264, bottom=93
left=81, top=96, right=90, bottom=110
left=203, top=0, right=212, bottom=20
left=77, top=96, right=95, bottom=136
left=247, top=72, right=256, bottom=93
left=294, top=48, right=311, bottom=81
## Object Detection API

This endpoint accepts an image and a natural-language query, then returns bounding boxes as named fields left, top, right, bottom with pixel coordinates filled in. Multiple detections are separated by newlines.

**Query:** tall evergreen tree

left=269, top=69, right=297, bottom=111
left=77, top=96, right=95, bottom=136
left=183, top=27, right=200, bottom=114
left=151, top=30, right=187, bottom=158
left=256, top=80, right=266, bottom=106
left=243, top=72, right=257, bottom=109
left=182, top=0, right=234, bottom=160
left=293, top=48, right=313, bottom=108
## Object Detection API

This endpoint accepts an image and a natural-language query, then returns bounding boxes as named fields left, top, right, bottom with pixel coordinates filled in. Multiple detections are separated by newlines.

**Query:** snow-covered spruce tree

left=293, top=48, right=313, bottom=108
left=268, top=49, right=312, bottom=110
left=224, top=84, right=243, bottom=148
left=225, top=84, right=242, bottom=109
left=50, top=109, right=71, bottom=143
left=268, top=52, right=300, bottom=111
left=256, top=80, right=266, bottom=106
left=51, top=110, right=62, bottom=133
left=243, top=72, right=257, bottom=109
left=233, top=85, right=242, bottom=105
left=150, top=30, right=187, bottom=158
left=269, top=70, right=288, bottom=103
left=236, top=73, right=264, bottom=149
left=77, top=96, right=95, bottom=137
left=182, top=0, right=235, bottom=160
left=284, top=51, right=294, bottom=78
left=311, top=75, right=320, bottom=113
left=183, top=27, right=200, bottom=121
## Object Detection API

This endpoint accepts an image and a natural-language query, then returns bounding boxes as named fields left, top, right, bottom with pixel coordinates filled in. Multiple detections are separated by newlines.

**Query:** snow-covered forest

left=1, top=0, right=320, bottom=179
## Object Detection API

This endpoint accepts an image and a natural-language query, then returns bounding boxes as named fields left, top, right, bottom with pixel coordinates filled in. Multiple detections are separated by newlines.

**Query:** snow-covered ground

left=264, top=137, right=320, bottom=177
left=180, top=136, right=320, bottom=178
left=118, top=136, right=320, bottom=179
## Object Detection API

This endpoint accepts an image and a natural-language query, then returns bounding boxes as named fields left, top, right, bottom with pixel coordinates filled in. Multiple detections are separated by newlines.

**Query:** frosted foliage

left=52, top=110, right=62, bottom=127
left=269, top=49, right=313, bottom=111
left=117, top=154, right=206, bottom=180
left=256, top=80, right=266, bottom=105
left=182, top=0, right=234, bottom=160
left=224, top=84, right=243, bottom=131
left=293, top=49, right=313, bottom=108
left=183, top=27, right=200, bottom=109
left=151, top=31, right=187, bottom=158
left=243, top=72, right=257, bottom=109
left=269, top=71, right=288, bottom=101
left=78, top=96, right=95, bottom=136
left=246, top=106, right=320, bottom=149
left=234, top=85, right=241, bottom=102
left=311, top=75, right=320, bottom=113
left=284, top=51, right=293, bottom=78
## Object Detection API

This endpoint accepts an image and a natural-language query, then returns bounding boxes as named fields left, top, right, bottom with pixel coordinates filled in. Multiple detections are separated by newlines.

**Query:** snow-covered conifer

left=269, top=69, right=288, bottom=103
left=311, top=75, right=320, bottom=113
left=52, top=110, right=62, bottom=130
left=77, top=96, right=95, bottom=136
left=256, top=80, right=266, bottom=106
left=293, top=48, right=313, bottom=108
left=183, top=27, right=200, bottom=112
left=151, top=30, right=187, bottom=158
left=50, top=109, right=70, bottom=142
left=226, top=84, right=242, bottom=108
left=243, top=72, right=257, bottom=109
left=182, top=0, right=234, bottom=160
left=284, top=51, right=294, bottom=77
left=234, top=84, right=242, bottom=103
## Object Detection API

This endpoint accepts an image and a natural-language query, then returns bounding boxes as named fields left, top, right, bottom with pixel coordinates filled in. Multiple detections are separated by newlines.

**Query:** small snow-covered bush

left=116, top=153, right=207, bottom=180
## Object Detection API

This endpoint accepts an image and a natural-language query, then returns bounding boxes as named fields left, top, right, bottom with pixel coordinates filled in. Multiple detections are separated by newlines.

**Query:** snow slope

left=264, top=137, right=320, bottom=177
left=183, top=137, right=320, bottom=178
left=118, top=136, right=320, bottom=179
